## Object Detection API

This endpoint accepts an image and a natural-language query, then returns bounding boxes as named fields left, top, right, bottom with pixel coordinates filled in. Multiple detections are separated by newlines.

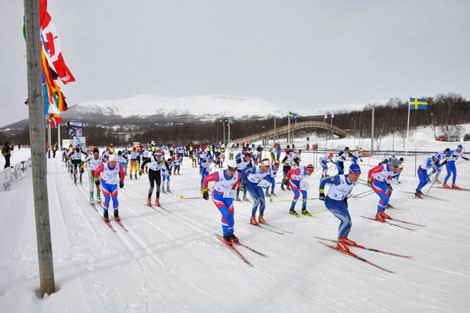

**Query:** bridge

left=232, top=120, right=350, bottom=144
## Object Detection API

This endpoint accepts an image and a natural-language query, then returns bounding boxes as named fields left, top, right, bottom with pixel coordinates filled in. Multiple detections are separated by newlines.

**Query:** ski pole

left=351, top=190, right=375, bottom=200
left=425, top=174, right=439, bottom=195
left=269, top=197, right=319, bottom=203
left=178, top=195, right=202, bottom=200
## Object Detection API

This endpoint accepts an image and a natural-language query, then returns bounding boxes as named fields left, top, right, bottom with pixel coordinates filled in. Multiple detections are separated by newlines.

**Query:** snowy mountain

left=65, top=94, right=286, bottom=121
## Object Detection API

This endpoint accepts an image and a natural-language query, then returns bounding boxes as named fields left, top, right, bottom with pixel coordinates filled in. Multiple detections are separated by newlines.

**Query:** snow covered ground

left=1, top=130, right=470, bottom=313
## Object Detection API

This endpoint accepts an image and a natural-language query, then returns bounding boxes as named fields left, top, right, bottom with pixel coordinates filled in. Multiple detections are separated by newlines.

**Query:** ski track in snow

left=1, top=144, right=470, bottom=312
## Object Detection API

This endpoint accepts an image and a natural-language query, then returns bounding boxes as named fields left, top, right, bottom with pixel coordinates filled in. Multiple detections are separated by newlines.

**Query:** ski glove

left=139, top=169, right=143, bottom=176
left=386, top=183, right=393, bottom=192
left=95, top=179, right=100, bottom=186
left=202, top=189, right=209, bottom=200
left=282, top=177, right=288, bottom=185
left=367, top=177, right=372, bottom=187
left=119, top=181, right=124, bottom=189
left=319, top=190, right=325, bottom=201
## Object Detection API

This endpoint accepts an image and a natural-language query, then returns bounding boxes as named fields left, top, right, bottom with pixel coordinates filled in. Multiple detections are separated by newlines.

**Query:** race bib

left=300, top=179, right=309, bottom=191
left=223, top=189, right=236, bottom=199
left=257, top=179, right=271, bottom=188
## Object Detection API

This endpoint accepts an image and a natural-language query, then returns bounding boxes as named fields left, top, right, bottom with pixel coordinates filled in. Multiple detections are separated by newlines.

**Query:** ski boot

left=90, top=197, right=95, bottom=205
left=130, top=175, right=133, bottom=180
left=452, top=184, right=459, bottom=189
left=96, top=195, right=102, bottom=204
left=443, top=183, right=451, bottom=188
left=114, top=210, right=121, bottom=222
left=415, top=191, right=423, bottom=199
left=281, top=184, right=285, bottom=191
left=265, top=189, right=270, bottom=197
left=167, top=185, right=170, bottom=193
left=250, top=216, right=259, bottom=226
left=155, top=198, right=161, bottom=207
left=162, top=186, right=166, bottom=193
left=229, top=234, right=239, bottom=243
left=243, top=195, right=248, bottom=201
left=135, top=174, right=138, bottom=179
left=270, top=190, right=276, bottom=196
left=147, top=197, right=152, bottom=207
left=103, top=211, right=110, bottom=222
left=336, top=239, right=350, bottom=252
left=339, top=237, right=357, bottom=247
left=222, top=234, right=233, bottom=246
left=301, top=207, right=312, bottom=216
left=375, top=211, right=391, bottom=223
left=289, top=207, right=298, bottom=216
left=258, top=215, right=266, bottom=224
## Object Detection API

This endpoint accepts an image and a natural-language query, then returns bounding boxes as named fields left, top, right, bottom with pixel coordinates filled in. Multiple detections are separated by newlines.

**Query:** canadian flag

left=39, top=0, right=75, bottom=84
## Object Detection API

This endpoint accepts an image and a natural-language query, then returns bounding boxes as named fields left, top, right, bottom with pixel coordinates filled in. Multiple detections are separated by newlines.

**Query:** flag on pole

left=288, top=112, right=298, bottom=120
left=409, top=97, right=428, bottom=110
left=39, top=0, right=75, bottom=84
left=228, top=119, right=234, bottom=124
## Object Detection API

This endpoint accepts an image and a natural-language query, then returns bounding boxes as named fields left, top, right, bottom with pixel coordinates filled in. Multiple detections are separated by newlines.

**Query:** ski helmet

left=390, top=159, right=400, bottom=167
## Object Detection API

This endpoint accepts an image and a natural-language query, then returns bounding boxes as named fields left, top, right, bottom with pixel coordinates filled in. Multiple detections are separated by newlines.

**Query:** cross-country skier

left=235, top=152, right=253, bottom=201
left=265, top=162, right=280, bottom=196
left=242, top=159, right=274, bottom=225
left=286, top=164, right=315, bottom=216
left=319, top=153, right=334, bottom=177
left=129, top=147, right=140, bottom=179
left=335, top=147, right=350, bottom=175
left=173, top=153, right=182, bottom=175
left=319, top=164, right=361, bottom=252
left=162, top=158, right=173, bottom=193
left=140, top=151, right=170, bottom=207
left=68, top=146, right=84, bottom=184
left=367, top=158, right=401, bottom=222
left=94, top=154, right=126, bottom=222
left=415, top=154, right=440, bottom=198
left=202, top=160, right=240, bottom=246
left=84, top=148, right=103, bottom=204
left=443, top=144, right=469, bottom=189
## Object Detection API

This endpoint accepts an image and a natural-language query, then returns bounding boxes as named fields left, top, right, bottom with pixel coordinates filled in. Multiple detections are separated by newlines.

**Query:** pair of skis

left=215, top=234, right=267, bottom=267
left=361, top=215, right=425, bottom=231
left=316, top=237, right=412, bottom=274
left=103, top=218, right=128, bottom=233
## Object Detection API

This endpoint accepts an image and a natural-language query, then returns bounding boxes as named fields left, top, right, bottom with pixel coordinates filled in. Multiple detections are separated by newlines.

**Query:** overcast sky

left=1, top=0, right=470, bottom=127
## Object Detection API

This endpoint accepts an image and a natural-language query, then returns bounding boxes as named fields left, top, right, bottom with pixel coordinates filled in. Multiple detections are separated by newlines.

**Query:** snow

left=72, top=94, right=285, bottom=119
left=1, top=130, right=470, bottom=313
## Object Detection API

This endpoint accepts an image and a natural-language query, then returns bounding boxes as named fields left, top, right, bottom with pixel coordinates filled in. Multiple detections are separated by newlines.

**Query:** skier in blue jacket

left=319, top=164, right=361, bottom=252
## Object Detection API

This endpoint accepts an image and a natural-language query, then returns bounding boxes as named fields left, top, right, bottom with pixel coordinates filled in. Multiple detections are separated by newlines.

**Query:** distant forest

left=1, top=93, right=469, bottom=146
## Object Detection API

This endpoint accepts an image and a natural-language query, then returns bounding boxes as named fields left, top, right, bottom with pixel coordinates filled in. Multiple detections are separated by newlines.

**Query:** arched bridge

left=232, top=120, right=350, bottom=144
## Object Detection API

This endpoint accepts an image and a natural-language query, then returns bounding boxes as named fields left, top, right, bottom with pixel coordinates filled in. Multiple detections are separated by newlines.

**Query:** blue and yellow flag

left=288, top=111, right=298, bottom=120
left=409, top=97, right=428, bottom=110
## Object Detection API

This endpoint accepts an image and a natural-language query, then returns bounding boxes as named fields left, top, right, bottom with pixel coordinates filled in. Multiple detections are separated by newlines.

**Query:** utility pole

left=222, top=120, right=226, bottom=146
left=371, top=106, right=375, bottom=155
left=24, top=0, right=56, bottom=297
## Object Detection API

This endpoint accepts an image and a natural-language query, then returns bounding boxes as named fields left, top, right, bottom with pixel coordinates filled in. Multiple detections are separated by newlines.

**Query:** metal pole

left=330, top=114, right=334, bottom=144
left=228, top=123, right=231, bottom=144
left=222, top=120, right=225, bottom=146
left=287, top=114, right=290, bottom=145
left=273, top=117, right=276, bottom=141
left=58, top=123, right=61, bottom=150
left=371, top=106, right=375, bottom=156
left=324, top=115, right=328, bottom=147
left=405, top=100, right=410, bottom=156
left=24, top=0, right=55, bottom=296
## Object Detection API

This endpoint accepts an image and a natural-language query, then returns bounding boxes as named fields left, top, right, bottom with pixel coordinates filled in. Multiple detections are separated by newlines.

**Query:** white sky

left=1, top=0, right=470, bottom=127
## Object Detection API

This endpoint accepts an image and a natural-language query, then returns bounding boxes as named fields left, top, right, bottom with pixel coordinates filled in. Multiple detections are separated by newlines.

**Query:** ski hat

left=390, top=158, right=400, bottom=167
left=306, top=164, right=314, bottom=171
left=108, top=154, right=119, bottom=162
left=457, top=144, right=463, bottom=151
left=349, top=163, right=361, bottom=174
left=226, top=160, right=237, bottom=170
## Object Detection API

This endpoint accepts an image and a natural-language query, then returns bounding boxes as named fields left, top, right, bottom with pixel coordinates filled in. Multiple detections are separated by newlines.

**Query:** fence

left=0, top=159, right=32, bottom=191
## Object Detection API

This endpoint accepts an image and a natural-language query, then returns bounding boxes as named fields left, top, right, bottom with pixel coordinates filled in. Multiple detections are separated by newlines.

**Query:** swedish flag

left=409, top=97, right=428, bottom=110
left=288, top=111, right=298, bottom=120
